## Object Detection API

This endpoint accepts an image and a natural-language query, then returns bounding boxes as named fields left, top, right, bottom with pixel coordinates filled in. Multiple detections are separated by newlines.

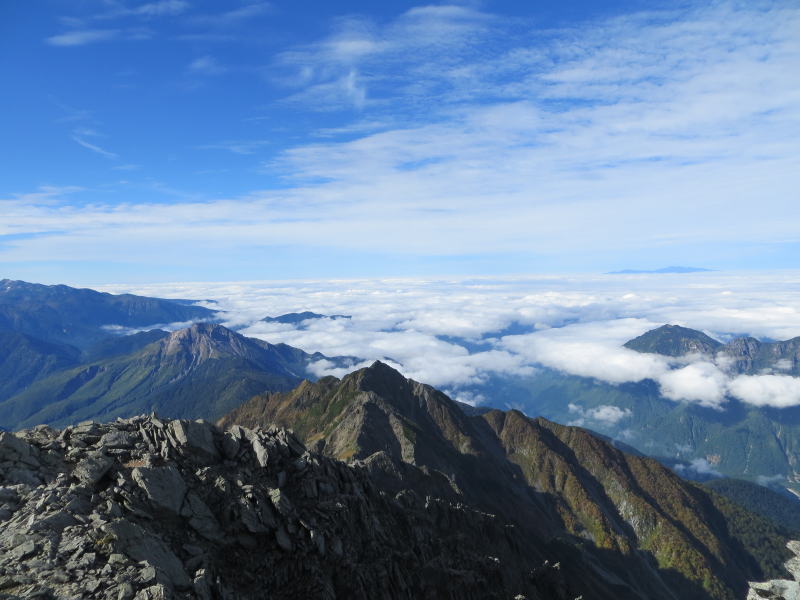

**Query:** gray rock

left=11, top=540, right=37, bottom=560
left=183, top=492, right=222, bottom=541
left=74, top=452, right=114, bottom=485
left=30, top=511, right=78, bottom=532
left=193, top=569, right=213, bottom=600
left=0, top=487, right=19, bottom=503
left=131, top=466, right=186, bottom=515
left=100, top=430, right=136, bottom=449
left=167, top=420, right=218, bottom=463
left=106, top=520, right=191, bottom=589
left=3, top=467, right=41, bottom=486
left=117, top=582, right=135, bottom=600
left=0, top=432, right=39, bottom=467
left=134, top=584, right=170, bottom=600
left=268, top=488, right=294, bottom=517
left=251, top=437, right=270, bottom=468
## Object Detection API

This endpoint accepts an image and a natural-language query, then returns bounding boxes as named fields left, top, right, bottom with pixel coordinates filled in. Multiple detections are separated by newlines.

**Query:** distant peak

left=170, top=322, right=230, bottom=338
left=162, top=323, right=253, bottom=360
left=624, top=324, right=721, bottom=356
left=606, top=266, right=714, bottom=274
left=344, top=360, right=410, bottom=392
left=262, top=311, right=351, bottom=325
left=365, top=359, right=400, bottom=374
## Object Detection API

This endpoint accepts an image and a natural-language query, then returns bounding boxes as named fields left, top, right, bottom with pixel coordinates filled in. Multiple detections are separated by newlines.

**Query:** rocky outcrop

left=0, top=415, right=571, bottom=600
left=747, top=541, right=800, bottom=599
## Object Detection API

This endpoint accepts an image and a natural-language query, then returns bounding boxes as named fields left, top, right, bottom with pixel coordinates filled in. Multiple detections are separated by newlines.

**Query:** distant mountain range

left=220, top=361, right=792, bottom=600
left=0, top=323, right=331, bottom=428
left=627, top=324, right=799, bottom=374
left=0, top=280, right=351, bottom=430
left=463, top=324, right=800, bottom=489
left=606, top=266, right=714, bottom=274
left=0, top=278, right=216, bottom=348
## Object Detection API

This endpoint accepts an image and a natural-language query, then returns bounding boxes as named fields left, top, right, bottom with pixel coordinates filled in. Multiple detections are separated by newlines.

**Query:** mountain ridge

left=0, top=279, right=217, bottom=349
left=625, top=323, right=799, bottom=375
left=0, top=324, right=326, bottom=429
left=220, top=360, right=791, bottom=599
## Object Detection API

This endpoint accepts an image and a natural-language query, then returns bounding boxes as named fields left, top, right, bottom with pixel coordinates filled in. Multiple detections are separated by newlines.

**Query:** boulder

left=131, top=466, right=186, bottom=515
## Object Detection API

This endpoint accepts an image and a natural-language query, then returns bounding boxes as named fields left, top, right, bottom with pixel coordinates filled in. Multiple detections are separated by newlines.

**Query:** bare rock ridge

left=0, top=415, right=572, bottom=600
left=221, top=361, right=793, bottom=600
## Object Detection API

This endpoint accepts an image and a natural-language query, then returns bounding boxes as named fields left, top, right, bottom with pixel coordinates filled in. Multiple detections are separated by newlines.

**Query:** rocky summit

left=220, top=361, right=792, bottom=600
left=0, top=415, right=572, bottom=600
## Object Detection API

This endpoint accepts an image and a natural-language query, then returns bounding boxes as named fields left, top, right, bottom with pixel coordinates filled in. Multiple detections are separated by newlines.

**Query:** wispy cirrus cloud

left=47, top=29, right=121, bottom=46
left=46, top=0, right=188, bottom=46
left=17, top=2, right=800, bottom=280
left=188, top=3, right=271, bottom=26
left=196, top=140, right=270, bottom=155
left=71, top=135, right=119, bottom=159
left=188, top=55, right=226, bottom=76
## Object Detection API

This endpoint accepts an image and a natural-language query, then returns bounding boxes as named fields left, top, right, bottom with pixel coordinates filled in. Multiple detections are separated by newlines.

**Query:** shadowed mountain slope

left=0, top=324, right=325, bottom=429
left=221, top=361, right=790, bottom=600
left=0, top=331, right=80, bottom=401
left=0, top=279, right=216, bottom=349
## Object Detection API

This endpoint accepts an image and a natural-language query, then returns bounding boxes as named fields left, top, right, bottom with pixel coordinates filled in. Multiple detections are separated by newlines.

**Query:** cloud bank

left=99, top=271, right=800, bottom=410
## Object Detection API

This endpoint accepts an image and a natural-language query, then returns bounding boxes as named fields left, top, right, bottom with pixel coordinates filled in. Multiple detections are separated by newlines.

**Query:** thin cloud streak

left=71, top=136, right=119, bottom=159
left=47, top=29, right=120, bottom=46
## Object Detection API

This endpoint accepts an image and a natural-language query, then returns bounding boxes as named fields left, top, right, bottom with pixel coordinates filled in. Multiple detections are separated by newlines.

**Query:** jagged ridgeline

left=0, top=416, right=570, bottom=600
left=220, top=361, right=792, bottom=600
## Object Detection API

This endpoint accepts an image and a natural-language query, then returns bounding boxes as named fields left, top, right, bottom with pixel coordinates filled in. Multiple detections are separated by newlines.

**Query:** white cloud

left=756, top=474, right=786, bottom=486
left=188, top=56, right=226, bottom=76
left=503, top=336, right=667, bottom=385
left=728, top=374, right=800, bottom=408
left=132, top=0, right=189, bottom=17
left=658, top=362, right=728, bottom=408
left=18, top=3, right=799, bottom=273
left=89, top=274, right=800, bottom=409
left=674, top=458, right=721, bottom=478
left=47, top=29, right=120, bottom=46
left=71, top=135, right=119, bottom=159
left=568, top=403, right=632, bottom=426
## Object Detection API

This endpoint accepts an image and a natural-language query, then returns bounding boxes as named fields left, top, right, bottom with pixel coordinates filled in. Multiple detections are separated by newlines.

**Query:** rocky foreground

left=0, top=416, right=571, bottom=600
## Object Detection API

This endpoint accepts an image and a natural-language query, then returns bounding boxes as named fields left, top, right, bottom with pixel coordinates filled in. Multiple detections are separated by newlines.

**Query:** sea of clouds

left=99, top=270, right=800, bottom=410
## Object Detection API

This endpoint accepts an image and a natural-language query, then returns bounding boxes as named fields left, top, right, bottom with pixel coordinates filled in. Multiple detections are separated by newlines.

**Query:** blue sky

left=1, top=0, right=798, bottom=284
